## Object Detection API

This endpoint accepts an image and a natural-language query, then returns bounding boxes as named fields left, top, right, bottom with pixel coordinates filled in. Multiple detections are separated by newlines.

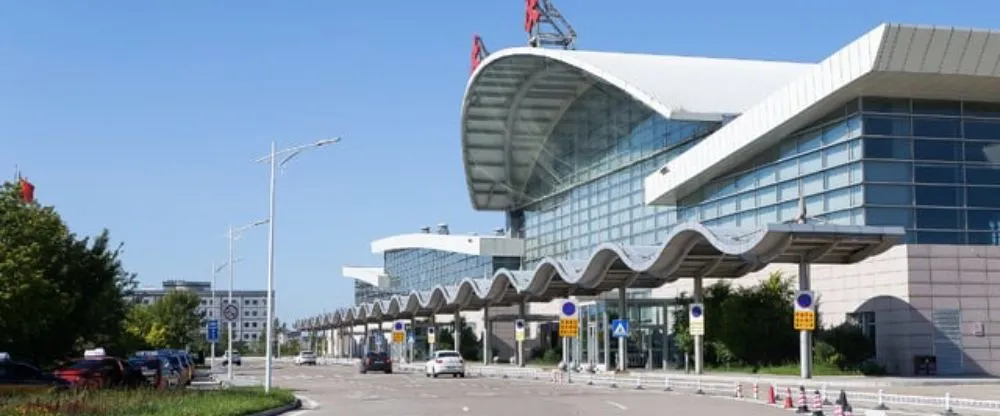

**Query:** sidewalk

left=626, top=368, right=1000, bottom=387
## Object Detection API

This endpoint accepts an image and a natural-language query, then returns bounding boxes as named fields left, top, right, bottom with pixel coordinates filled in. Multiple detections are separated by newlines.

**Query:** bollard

left=811, top=389, right=824, bottom=416
left=822, top=383, right=832, bottom=405
left=635, top=374, right=643, bottom=390
left=696, top=378, right=704, bottom=395
left=943, top=392, right=957, bottom=416
left=664, top=376, right=672, bottom=392
left=735, top=382, right=743, bottom=398
left=588, top=373, right=595, bottom=386
left=874, top=389, right=888, bottom=410
left=753, top=382, right=759, bottom=401
left=797, top=385, right=810, bottom=414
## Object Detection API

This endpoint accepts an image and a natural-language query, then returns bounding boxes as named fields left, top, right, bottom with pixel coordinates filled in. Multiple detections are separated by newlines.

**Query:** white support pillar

left=661, top=304, right=669, bottom=370
left=429, top=314, right=437, bottom=357
left=799, top=259, right=813, bottom=379
left=483, top=306, right=491, bottom=365
left=517, top=301, right=526, bottom=367
left=693, top=277, right=704, bottom=375
left=617, top=286, right=627, bottom=372
left=453, top=310, right=462, bottom=356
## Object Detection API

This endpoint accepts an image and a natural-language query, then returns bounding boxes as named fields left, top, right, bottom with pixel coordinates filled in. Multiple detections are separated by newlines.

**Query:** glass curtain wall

left=384, top=248, right=521, bottom=294
left=859, top=97, right=1000, bottom=244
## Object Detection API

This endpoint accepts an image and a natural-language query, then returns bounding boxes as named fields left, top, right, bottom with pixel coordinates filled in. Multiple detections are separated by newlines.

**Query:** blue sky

left=1, top=1, right=995, bottom=323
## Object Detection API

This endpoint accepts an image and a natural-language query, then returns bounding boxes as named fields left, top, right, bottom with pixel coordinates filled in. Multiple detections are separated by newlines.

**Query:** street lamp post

left=255, top=138, right=340, bottom=393
left=226, top=219, right=268, bottom=381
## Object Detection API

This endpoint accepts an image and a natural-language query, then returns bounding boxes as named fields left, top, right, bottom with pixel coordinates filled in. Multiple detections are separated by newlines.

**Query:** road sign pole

left=693, top=277, right=704, bottom=375
left=798, top=261, right=813, bottom=379
left=617, top=287, right=627, bottom=372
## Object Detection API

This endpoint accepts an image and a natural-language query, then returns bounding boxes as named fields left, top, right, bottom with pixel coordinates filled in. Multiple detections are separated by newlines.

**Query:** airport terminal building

left=306, top=23, right=1000, bottom=376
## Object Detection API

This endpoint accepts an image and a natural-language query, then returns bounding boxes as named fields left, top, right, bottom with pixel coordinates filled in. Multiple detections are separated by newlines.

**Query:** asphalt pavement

left=225, top=362, right=821, bottom=416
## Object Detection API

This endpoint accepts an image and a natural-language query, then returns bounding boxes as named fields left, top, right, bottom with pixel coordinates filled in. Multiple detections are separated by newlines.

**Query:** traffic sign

left=514, top=319, right=526, bottom=342
left=392, top=332, right=405, bottom=344
left=794, top=290, right=816, bottom=331
left=558, top=318, right=578, bottom=338
left=393, top=321, right=405, bottom=332
left=689, top=303, right=705, bottom=335
left=427, top=327, right=436, bottom=345
left=611, top=319, right=629, bottom=338
left=206, top=320, right=219, bottom=343
left=559, top=300, right=578, bottom=319
left=222, top=304, right=239, bottom=322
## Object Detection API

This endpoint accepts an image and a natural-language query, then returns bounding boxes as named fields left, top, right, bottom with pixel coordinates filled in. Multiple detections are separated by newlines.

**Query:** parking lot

left=228, top=361, right=810, bottom=416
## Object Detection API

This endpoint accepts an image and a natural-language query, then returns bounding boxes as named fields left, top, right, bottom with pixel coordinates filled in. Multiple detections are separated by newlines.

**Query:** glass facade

left=349, top=248, right=522, bottom=305
left=520, top=93, right=1000, bottom=268
left=858, top=97, right=1000, bottom=244
left=520, top=82, right=724, bottom=266
left=354, top=281, right=394, bottom=306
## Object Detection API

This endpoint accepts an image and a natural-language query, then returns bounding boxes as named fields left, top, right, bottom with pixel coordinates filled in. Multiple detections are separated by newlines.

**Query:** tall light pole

left=255, top=137, right=340, bottom=393
left=226, top=219, right=268, bottom=381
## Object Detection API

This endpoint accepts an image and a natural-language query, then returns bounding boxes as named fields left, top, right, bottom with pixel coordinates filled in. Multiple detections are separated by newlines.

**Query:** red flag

left=524, top=0, right=541, bottom=33
left=19, top=177, right=35, bottom=203
left=471, top=34, right=483, bottom=74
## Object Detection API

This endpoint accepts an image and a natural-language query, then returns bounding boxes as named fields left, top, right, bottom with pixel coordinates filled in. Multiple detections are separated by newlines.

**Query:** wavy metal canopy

left=295, top=223, right=904, bottom=330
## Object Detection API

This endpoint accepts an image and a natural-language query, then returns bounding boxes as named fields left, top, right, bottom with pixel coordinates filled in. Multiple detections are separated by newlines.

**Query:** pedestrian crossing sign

left=611, top=319, right=629, bottom=338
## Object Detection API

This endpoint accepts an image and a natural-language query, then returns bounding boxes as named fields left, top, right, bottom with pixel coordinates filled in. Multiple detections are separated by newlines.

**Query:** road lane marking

left=605, top=400, right=628, bottom=410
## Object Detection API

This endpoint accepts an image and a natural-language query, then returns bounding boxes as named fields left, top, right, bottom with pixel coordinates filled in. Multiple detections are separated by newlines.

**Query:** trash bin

left=913, top=355, right=937, bottom=376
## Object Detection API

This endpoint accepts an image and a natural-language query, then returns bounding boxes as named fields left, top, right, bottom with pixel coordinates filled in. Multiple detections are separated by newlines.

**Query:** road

left=227, top=362, right=808, bottom=416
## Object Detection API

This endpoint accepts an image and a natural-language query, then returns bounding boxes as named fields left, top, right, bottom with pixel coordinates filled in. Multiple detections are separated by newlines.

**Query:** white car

left=294, top=351, right=317, bottom=366
left=425, top=350, right=465, bottom=378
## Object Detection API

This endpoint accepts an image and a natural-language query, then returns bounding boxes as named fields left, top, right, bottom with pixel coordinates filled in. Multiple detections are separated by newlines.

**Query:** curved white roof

left=370, top=233, right=524, bottom=257
left=342, top=266, right=387, bottom=287
left=298, top=223, right=903, bottom=327
left=646, top=23, right=1000, bottom=205
left=461, top=47, right=814, bottom=210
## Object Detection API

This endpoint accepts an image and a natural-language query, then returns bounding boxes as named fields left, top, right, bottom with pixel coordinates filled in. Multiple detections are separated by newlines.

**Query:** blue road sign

left=393, top=321, right=404, bottom=331
left=690, top=304, right=703, bottom=318
left=561, top=301, right=577, bottom=317
left=514, top=319, right=525, bottom=330
left=611, top=319, right=629, bottom=338
left=206, top=320, right=219, bottom=343
left=796, top=292, right=814, bottom=309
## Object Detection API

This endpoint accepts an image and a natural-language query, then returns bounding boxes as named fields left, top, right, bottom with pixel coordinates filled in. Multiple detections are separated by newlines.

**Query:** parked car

left=425, top=350, right=465, bottom=378
left=359, top=352, right=392, bottom=374
left=0, top=352, right=70, bottom=393
left=157, top=349, right=193, bottom=385
left=294, top=351, right=317, bottom=366
left=221, top=352, right=241, bottom=366
left=127, top=352, right=178, bottom=389
left=160, top=354, right=189, bottom=386
left=54, top=348, right=147, bottom=389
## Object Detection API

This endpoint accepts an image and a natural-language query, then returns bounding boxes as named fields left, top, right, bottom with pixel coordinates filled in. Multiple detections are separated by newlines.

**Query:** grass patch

left=709, top=362, right=863, bottom=376
left=0, top=387, right=295, bottom=416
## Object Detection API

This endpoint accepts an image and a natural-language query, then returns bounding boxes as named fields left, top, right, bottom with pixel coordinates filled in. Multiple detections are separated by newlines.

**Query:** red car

left=54, top=348, right=147, bottom=389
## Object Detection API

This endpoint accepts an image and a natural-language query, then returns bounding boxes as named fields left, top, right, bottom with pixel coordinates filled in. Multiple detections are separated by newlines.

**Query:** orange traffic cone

left=784, top=387, right=794, bottom=409
left=767, top=384, right=777, bottom=405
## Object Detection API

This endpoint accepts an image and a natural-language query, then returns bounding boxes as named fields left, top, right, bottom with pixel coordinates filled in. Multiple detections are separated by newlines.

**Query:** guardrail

left=309, top=357, right=999, bottom=414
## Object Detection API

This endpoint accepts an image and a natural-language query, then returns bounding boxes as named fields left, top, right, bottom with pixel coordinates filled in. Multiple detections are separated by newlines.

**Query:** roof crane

left=524, top=0, right=577, bottom=50
left=471, top=34, right=490, bottom=74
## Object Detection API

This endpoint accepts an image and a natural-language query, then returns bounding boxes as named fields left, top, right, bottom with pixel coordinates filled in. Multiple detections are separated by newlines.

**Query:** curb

left=247, top=399, right=302, bottom=416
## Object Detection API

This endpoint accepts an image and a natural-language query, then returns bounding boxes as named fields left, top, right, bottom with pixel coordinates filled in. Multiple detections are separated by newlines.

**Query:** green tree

left=718, top=271, right=798, bottom=367
left=146, top=290, right=204, bottom=349
left=0, top=181, right=137, bottom=366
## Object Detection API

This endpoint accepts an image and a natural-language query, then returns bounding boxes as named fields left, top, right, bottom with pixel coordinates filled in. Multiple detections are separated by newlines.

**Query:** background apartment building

left=133, top=280, right=273, bottom=344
